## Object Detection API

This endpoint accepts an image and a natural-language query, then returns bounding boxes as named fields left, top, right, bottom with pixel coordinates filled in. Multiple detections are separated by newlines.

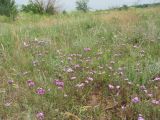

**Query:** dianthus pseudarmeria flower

left=132, top=97, right=140, bottom=103
left=8, top=80, right=14, bottom=84
left=27, top=80, right=35, bottom=87
left=138, top=114, right=145, bottom=120
left=36, top=88, right=46, bottom=95
left=54, top=79, right=64, bottom=89
left=36, top=112, right=44, bottom=120
left=84, top=48, right=91, bottom=52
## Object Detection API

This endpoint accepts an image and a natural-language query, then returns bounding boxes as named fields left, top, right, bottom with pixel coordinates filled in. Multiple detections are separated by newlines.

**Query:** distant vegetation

left=76, top=0, right=90, bottom=12
left=0, top=0, right=160, bottom=19
left=0, top=0, right=17, bottom=20
left=118, top=5, right=129, bottom=11
left=133, top=2, right=160, bottom=8
left=22, top=0, right=59, bottom=15
left=113, top=3, right=160, bottom=11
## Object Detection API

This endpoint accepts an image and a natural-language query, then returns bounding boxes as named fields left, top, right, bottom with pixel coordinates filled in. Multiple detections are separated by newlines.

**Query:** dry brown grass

left=98, top=9, right=139, bottom=26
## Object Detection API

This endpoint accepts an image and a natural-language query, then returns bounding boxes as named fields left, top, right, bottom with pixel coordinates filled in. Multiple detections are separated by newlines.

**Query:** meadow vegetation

left=0, top=5, right=160, bottom=120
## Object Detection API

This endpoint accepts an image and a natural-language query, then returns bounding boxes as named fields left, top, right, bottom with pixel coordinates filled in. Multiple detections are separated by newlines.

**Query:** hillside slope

left=0, top=6, right=160, bottom=120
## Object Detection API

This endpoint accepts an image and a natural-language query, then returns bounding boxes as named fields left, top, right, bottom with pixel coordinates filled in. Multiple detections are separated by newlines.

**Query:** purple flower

left=138, top=114, right=145, bottom=120
left=151, top=100, right=159, bottom=105
left=154, top=77, right=160, bottom=81
left=36, top=112, right=44, bottom=120
left=140, top=85, right=146, bottom=90
left=27, top=80, right=35, bottom=87
left=36, top=88, right=46, bottom=95
left=84, top=48, right=91, bottom=52
left=67, top=57, right=72, bottom=61
left=87, top=77, right=93, bottom=81
left=74, top=64, right=80, bottom=69
left=8, top=80, right=14, bottom=84
left=54, top=79, right=64, bottom=88
left=108, top=84, right=114, bottom=90
left=132, top=97, right=140, bottom=103
left=147, top=93, right=153, bottom=97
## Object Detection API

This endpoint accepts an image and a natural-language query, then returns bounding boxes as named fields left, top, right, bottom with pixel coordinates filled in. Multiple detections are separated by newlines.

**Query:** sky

left=15, top=0, right=160, bottom=11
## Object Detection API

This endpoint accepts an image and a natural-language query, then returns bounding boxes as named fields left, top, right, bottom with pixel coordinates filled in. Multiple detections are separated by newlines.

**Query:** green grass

left=0, top=6, right=160, bottom=120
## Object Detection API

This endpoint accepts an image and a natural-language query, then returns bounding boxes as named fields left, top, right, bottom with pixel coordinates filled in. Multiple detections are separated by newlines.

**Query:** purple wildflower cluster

left=8, top=80, right=14, bottom=84
left=132, top=97, right=140, bottom=103
left=18, top=44, right=160, bottom=119
left=108, top=84, right=120, bottom=90
left=27, top=80, right=35, bottom=87
left=36, top=88, right=46, bottom=95
left=36, top=112, right=44, bottom=120
left=151, top=99, right=160, bottom=105
left=84, top=48, right=91, bottom=52
left=153, top=77, right=160, bottom=81
left=53, top=79, right=64, bottom=89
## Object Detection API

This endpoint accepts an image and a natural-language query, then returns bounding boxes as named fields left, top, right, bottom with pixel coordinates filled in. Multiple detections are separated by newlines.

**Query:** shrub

left=76, top=0, right=89, bottom=12
left=62, top=10, right=67, bottom=14
left=22, top=0, right=59, bottom=15
left=122, top=5, right=128, bottom=10
left=118, top=5, right=128, bottom=11
left=0, top=0, right=18, bottom=20
left=134, top=4, right=149, bottom=8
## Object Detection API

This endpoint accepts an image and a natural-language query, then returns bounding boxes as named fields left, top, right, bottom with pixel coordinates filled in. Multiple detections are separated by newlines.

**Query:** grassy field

left=0, top=6, right=160, bottom=120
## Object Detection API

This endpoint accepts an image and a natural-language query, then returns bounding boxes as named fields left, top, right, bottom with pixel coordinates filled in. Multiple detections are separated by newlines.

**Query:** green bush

left=0, top=0, right=18, bottom=20
left=118, top=5, right=128, bottom=10
left=22, top=0, right=58, bottom=15
left=134, top=4, right=149, bottom=8
left=76, top=0, right=89, bottom=12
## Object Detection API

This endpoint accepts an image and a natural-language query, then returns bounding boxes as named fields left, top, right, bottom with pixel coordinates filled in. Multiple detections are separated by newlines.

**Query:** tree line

left=0, top=0, right=160, bottom=20
left=0, top=0, right=89, bottom=20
